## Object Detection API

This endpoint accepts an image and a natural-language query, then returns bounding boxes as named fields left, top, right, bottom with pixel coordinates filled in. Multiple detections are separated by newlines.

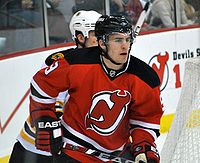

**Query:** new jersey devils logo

left=85, top=90, right=131, bottom=135
left=148, top=52, right=169, bottom=91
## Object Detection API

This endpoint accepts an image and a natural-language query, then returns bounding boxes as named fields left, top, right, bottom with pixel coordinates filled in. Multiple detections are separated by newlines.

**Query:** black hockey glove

left=34, top=116, right=63, bottom=155
left=131, top=141, right=160, bottom=163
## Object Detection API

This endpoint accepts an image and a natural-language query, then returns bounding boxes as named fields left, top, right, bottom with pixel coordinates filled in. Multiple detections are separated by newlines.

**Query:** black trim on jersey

left=127, top=56, right=160, bottom=88
left=24, top=121, right=35, bottom=138
left=30, top=108, right=55, bottom=114
left=100, top=55, right=128, bottom=80
left=64, top=46, right=130, bottom=80
left=30, top=84, right=51, bottom=99
left=130, top=124, right=160, bottom=138
left=62, top=47, right=160, bottom=87
left=62, top=127, right=99, bottom=151
left=64, top=46, right=101, bottom=65
left=45, top=48, right=75, bottom=66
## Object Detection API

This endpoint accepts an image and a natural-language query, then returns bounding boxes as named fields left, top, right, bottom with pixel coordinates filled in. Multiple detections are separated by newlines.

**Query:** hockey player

left=25, top=15, right=163, bottom=163
left=26, top=15, right=163, bottom=163
left=9, top=10, right=101, bottom=163
left=43, top=10, right=102, bottom=113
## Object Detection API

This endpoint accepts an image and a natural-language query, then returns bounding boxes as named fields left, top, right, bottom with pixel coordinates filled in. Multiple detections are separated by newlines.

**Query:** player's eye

left=114, top=38, right=124, bottom=43
left=126, top=37, right=132, bottom=43
left=113, top=37, right=132, bottom=43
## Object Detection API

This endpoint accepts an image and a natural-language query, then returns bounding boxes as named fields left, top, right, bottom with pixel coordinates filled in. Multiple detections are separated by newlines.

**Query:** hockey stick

left=87, top=149, right=135, bottom=163
left=62, top=144, right=135, bottom=163
left=132, top=1, right=151, bottom=39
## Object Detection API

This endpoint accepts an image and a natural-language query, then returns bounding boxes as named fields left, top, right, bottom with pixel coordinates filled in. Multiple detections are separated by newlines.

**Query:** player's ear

left=77, top=34, right=85, bottom=44
left=98, top=39, right=106, bottom=49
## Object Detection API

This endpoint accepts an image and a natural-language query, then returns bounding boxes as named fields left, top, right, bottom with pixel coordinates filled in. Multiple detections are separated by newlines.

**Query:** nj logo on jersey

left=85, top=90, right=131, bottom=135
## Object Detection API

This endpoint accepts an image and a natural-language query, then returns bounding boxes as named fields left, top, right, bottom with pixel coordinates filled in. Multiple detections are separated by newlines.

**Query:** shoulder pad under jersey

left=128, top=56, right=160, bottom=88
left=64, top=46, right=101, bottom=64
left=45, top=48, right=75, bottom=66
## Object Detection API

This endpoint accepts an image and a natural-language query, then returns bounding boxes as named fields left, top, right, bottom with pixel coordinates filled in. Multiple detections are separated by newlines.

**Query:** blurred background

left=0, top=0, right=199, bottom=56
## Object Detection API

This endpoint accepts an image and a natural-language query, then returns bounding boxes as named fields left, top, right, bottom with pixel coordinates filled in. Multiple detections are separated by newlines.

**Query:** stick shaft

left=133, top=1, right=151, bottom=38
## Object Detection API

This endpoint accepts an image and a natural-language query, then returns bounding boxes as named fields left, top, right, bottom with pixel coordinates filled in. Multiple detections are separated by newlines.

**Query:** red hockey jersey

left=30, top=46, right=163, bottom=161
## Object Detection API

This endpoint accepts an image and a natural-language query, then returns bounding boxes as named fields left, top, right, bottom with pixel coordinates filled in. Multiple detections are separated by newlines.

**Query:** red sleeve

left=129, top=79, right=163, bottom=141
left=130, top=86, right=163, bottom=124
left=131, top=128, right=154, bottom=144
left=33, top=59, right=70, bottom=98
left=29, top=59, right=70, bottom=124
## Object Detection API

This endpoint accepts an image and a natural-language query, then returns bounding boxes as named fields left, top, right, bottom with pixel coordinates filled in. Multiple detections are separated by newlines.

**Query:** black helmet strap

left=98, top=37, right=122, bottom=66
left=75, top=30, right=87, bottom=48
left=75, top=37, right=86, bottom=48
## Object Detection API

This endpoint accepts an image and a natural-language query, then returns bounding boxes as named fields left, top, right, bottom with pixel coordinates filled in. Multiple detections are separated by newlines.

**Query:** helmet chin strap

left=99, top=44, right=122, bottom=66
left=75, top=35, right=88, bottom=48
left=75, top=38, right=85, bottom=48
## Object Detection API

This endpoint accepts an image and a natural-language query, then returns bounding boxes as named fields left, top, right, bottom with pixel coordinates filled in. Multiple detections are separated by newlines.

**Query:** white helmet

left=69, top=10, right=102, bottom=40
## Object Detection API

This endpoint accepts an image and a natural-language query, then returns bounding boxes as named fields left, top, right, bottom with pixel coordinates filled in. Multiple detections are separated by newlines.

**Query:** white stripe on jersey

left=17, top=133, right=52, bottom=156
left=129, top=119, right=160, bottom=140
left=31, top=94, right=56, bottom=104
left=31, top=79, right=55, bottom=98
left=61, top=120, right=125, bottom=153
left=129, top=119, right=160, bottom=129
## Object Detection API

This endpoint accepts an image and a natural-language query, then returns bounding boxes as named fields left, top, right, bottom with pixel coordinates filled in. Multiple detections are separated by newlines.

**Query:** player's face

left=105, top=33, right=131, bottom=68
left=85, top=30, right=98, bottom=47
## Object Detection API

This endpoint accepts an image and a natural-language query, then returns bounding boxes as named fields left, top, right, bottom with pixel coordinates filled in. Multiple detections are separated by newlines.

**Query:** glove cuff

left=131, top=128, right=155, bottom=145
left=30, top=109, right=58, bottom=127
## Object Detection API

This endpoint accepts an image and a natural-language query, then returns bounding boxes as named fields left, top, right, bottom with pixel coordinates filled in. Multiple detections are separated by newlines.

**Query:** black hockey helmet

left=95, top=15, right=133, bottom=66
left=95, top=15, right=133, bottom=41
